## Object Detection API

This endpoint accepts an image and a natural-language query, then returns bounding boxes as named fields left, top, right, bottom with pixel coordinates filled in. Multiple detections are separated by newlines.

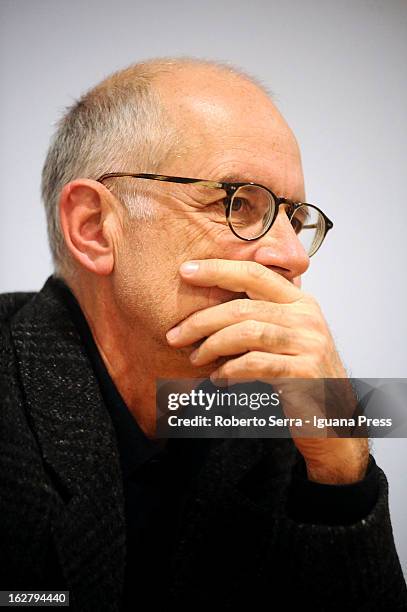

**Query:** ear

left=59, top=179, right=117, bottom=276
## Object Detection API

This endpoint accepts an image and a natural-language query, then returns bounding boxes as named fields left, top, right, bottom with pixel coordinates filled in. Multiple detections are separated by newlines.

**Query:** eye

left=231, top=197, right=246, bottom=212
left=291, top=216, right=304, bottom=234
left=289, top=206, right=309, bottom=234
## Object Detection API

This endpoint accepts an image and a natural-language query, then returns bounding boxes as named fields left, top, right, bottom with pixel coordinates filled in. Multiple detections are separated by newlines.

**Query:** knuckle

left=233, top=299, right=252, bottom=319
left=245, top=351, right=269, bottom=374
left=214, top=259, right=223, bottom=274
left=240, top=320, right=263, bottom=340
left=303, top=313, right=320, bottom=331
left=276, top=328, right=291, bottom=350
left=273, top=303, right=293, bottom=327
left=207, top=259, right=221, bottom=276
left=188, top=310, right=201, bottom=331
left=211, top=259, right=221, bottom=272
left=294, top=303, right=322, bottom=331
left=303, top=332, right=326, bottom=357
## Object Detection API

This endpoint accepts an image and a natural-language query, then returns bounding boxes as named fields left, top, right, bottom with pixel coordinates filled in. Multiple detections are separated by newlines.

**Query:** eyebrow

left=219, top=173, right=286, bottom=197
left=219, top=174, right=307, bottom=205
left=219, top=173, right=254, bottom=184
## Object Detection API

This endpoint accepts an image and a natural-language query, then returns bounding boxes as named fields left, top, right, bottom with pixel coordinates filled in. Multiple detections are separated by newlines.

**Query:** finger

left=179, top=259, right=301, bottom=303
left=210, top=351, right=294, bottom=382
left=190, top=320, right=300, bottom=366
left=166, top=299, right=292, bottom=347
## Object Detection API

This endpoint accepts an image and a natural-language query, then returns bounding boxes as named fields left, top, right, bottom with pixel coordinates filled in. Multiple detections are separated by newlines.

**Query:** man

left=0, top=58, right=406, bottom=610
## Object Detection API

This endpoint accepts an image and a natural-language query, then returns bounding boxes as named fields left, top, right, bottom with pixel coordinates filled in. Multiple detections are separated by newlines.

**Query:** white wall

left=1, top=0, right=406, bottom=574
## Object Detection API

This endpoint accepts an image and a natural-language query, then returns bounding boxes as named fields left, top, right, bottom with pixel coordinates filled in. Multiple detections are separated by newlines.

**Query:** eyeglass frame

left=96, top=172, right=333, bottom=255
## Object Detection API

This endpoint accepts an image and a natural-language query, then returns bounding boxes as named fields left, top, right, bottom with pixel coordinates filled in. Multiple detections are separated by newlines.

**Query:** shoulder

left=0, top=287, right=38, bottom=403
left=0, top=288, right=37, bottom=385
left=0, top=290, right=36, bottom=324
left=0, top=285, right=47, bottom=465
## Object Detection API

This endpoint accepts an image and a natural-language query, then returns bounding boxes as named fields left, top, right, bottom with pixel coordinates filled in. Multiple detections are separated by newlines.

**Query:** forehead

left=156, top=67, right=303, bottom=197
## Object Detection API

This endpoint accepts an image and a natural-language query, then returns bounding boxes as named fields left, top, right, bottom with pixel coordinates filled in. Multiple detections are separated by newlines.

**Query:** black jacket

left=0, top=276, right=406, bottom=611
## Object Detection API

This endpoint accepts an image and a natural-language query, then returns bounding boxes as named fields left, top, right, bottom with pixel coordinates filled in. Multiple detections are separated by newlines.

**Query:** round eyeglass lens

left=289, top=204, right=326, bottom=257
left=228, top=185, right=275, bottom=239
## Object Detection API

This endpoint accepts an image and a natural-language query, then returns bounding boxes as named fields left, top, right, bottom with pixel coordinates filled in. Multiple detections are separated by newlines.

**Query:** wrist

left=304, top=440, right=369, bottom=485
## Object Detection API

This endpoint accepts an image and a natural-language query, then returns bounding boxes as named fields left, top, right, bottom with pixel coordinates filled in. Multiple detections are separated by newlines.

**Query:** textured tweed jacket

left=0, top=276, right=406, bottom=611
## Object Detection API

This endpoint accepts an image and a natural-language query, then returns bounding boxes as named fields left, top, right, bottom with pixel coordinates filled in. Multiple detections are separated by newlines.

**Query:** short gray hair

left=41, top=61, right=181, bottom=275
left=41, top=57, right=269, bottom=276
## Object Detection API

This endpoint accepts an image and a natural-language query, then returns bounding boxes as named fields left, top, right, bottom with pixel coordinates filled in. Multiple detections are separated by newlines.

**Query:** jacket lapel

left=11, top=276, right=125, bottom=610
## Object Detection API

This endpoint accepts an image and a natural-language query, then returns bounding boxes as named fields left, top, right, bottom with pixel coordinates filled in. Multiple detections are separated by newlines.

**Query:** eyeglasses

left=96, top=172, right=333, bottom=257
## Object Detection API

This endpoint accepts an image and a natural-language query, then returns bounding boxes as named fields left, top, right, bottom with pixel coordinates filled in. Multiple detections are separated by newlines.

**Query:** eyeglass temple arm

left=96, top=172, right=224, bottom=189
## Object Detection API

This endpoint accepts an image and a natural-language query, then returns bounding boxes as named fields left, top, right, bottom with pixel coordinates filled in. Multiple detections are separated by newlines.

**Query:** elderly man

left=0, top=58, right=406, bottom=611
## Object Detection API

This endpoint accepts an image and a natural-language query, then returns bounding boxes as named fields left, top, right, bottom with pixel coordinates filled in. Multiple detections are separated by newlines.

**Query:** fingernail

left=189, top=349, right=198, bottom=362
left=211, top=375, right=228, bottom=388
left=166, top=326, right=181, bottom=342
left=180, top=262, right=199, bottom=275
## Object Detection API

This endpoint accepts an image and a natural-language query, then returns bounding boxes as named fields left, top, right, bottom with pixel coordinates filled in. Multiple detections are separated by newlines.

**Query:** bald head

left=154, top=63, right=300, bottom=184
left=155, top=61, right=285, bottom=134
left=42, top=57, right=301, bottom=275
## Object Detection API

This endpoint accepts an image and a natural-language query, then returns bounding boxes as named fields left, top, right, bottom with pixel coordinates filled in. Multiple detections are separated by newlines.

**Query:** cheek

left=110, top=227, right=168, bottom=315
left=109, top=223, right=198, bottom=334
left=112, top=216, right=246, bottom=331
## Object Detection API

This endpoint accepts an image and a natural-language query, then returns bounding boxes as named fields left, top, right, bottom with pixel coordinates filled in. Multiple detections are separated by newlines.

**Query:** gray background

left=1, top=0, right=406, bottom=574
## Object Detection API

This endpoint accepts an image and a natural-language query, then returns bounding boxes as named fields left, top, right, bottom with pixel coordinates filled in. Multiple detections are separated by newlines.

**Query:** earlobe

left=59, top=179, right=114, bottom=276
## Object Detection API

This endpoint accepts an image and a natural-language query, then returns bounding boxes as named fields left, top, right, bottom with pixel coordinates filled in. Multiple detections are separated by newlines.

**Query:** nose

left=252, top=209, right=310, bottom=281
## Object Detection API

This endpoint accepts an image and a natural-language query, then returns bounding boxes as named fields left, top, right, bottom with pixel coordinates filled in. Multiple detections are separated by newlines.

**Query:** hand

left=166, top=259, right=369, bottom=484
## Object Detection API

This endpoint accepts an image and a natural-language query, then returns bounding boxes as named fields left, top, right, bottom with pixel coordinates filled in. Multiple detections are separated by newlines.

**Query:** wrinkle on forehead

left=155, top=66, right=298, bottom=151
